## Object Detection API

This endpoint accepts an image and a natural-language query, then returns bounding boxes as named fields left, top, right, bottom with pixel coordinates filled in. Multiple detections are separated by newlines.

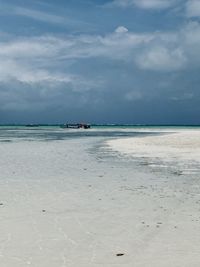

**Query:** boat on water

left=60, top=123, right=91, bottom=129
left=25, top=124, right=40, bottom=127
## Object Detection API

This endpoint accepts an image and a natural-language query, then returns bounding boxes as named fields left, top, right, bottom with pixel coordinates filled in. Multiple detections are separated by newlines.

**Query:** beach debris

left=42, top=209, right=46, bottom=212
left=0, top=203, right=3, bottom=206
left=116, top=253, right=124, bottom=257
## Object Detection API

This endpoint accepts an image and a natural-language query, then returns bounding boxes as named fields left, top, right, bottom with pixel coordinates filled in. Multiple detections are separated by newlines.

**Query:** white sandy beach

left=108, top=129, right=200, bottom=174
left=0, top=128, right=200, bottom=266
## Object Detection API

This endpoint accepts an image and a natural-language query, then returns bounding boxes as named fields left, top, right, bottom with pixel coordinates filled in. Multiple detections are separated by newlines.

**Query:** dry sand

left=0, top=129, right=200, bottom=266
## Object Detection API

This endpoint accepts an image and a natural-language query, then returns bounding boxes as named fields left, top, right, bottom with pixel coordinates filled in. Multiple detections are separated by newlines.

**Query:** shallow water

left=0, top=126, right=158, bottom=142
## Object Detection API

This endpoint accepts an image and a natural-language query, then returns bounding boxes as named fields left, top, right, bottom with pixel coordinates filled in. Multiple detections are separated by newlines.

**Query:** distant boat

left=60, top=123, right=91, bottom=129
left=25, top=124, right=39, bottom=127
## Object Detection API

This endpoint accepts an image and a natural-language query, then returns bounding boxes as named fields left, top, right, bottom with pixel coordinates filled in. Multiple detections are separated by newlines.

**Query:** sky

left=0, top=0, right=200, bottom=124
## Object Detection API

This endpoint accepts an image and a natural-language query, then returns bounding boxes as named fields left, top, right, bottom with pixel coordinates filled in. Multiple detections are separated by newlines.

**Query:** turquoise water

left=0, top=126, right=149, bottom=141
left=0, top=125, right=199, bottom=142
left=0, top=125, right=200, bottom=129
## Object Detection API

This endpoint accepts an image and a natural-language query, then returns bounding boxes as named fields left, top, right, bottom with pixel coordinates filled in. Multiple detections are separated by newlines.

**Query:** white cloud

left=0, top=60, right=71, bottom=84
left=1, top=21, right=200, bottom=86
left=136, top=46, right=186, bottom=71
left=186, top=0, right=200, bottom=17
left=134, top=22, right=200, bottom=71
left=0, top=61, right=100, bottom=94
left=0, top=5, right=90, bottom=28
left=13, top=7, right=66, bottom=24
left=0, top=26, right=153, bottom=62
left=108, top=0, right=178, bottom=9
left=115, top=26, right=129, bottom=33
left=181, top=21, right=200, bottom=46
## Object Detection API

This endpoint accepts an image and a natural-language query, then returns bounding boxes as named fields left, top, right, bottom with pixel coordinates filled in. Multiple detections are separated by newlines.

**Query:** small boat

left=60, top=123, right=91, bottom=129
left=25, top=124, right=39, bottom=127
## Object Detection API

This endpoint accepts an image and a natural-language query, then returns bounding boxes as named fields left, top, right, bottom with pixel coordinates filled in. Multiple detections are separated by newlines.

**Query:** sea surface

left=0, top=125, right=199, bottom=142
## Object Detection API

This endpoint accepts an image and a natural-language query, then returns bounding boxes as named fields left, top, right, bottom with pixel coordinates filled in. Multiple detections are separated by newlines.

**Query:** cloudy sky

left=0, top=0, right=200, bottom=124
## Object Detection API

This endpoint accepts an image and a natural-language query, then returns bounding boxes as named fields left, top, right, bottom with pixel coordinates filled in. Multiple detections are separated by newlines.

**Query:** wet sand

left=0, top=129, right=200, bottom=266
left=107, top=129, right=200, bottom=173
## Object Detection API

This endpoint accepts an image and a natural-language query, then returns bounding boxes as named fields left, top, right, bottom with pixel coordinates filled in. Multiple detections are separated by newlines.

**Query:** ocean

left=0, top=125, right=199, bottom=142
